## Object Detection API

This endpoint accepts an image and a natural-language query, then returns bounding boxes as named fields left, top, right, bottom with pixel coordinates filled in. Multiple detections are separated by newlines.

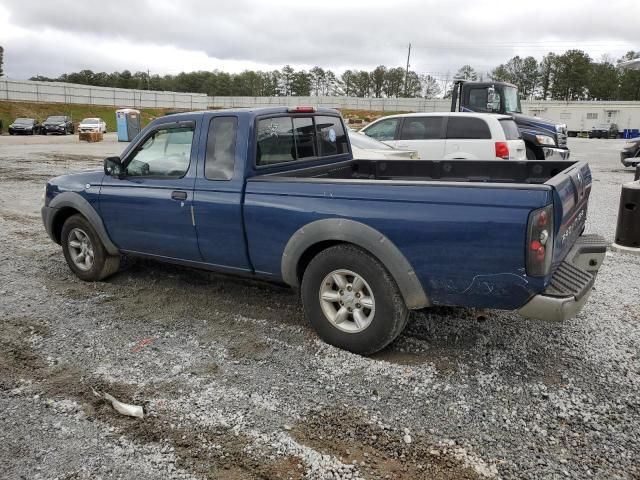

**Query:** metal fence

left=0, top=78, right=209, bottom=110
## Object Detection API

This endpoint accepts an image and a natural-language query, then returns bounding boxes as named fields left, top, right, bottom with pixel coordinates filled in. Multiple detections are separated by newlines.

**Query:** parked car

left=42, top=107, right=605, bottom=355
left=79, top=118, right=107, bottom=134
left=8, top=118, right=42, bottom=135
left=620, top=137, right=640, bottom=167
left=42, top=115, right=74, bottom=135
left=348, top=130, right=419, bottom=160
left=589, top=123, right=618, bottom=139
left=360, top=112, right=526, bottom=161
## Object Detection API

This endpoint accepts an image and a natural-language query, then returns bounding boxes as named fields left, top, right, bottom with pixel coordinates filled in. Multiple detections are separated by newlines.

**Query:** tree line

left=21, top=49, right=640, bottom=101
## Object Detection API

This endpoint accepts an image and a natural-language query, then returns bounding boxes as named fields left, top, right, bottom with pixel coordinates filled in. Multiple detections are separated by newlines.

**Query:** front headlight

left=536, top=135, right=556, bottom=146
left=59, top=123, right=66, bottom=127
left=9, top=124, right=14, bottom=128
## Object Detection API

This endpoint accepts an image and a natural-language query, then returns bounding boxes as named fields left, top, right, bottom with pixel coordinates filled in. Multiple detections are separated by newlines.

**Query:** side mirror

left=104, top=156, right=124, bottom=178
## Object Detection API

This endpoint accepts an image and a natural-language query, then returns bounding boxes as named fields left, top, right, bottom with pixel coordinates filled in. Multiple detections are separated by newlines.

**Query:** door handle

left=171, top=191, right=188, bottom=201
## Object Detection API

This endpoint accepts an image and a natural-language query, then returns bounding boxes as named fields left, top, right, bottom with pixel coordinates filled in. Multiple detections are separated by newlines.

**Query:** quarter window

left=126, top=126, right=194, bottom=177
left=446, top=117, right=491, bottom=140
left=363, top=118, right=399, bottom=141
left=205, top=117, right=238, bottom=180
left=399, top=117, right=443, bottom=140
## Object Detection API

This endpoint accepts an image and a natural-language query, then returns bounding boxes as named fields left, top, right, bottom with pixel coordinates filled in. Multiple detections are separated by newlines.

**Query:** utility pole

left=403, top=43, right=411, bottom=97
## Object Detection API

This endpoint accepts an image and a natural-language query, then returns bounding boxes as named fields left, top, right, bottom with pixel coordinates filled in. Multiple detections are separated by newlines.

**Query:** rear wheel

left=301, top=244, right=409, bottom=355
left=61, top=214, right=120, bottom=281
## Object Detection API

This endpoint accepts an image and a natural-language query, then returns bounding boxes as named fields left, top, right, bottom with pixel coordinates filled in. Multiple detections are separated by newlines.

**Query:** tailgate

left=546, top=161, right=591, bottom=267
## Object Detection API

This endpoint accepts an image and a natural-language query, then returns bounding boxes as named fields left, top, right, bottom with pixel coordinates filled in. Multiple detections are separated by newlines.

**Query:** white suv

left=360, top=112, right=526, bottom=161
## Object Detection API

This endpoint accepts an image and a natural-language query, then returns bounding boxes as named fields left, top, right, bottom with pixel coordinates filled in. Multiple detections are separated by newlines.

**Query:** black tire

left=61, top=214, right=120, bottom=281
left=301, top=244, right=409, bottom=355
left=526, top=147, right=538, bottom=160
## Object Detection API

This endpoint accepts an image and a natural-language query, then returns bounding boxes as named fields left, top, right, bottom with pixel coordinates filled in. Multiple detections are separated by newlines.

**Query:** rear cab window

left=499, top=119, right=521, bottom=140
left=446, top=117, right=491, bottom=139
left=256, top=114, right=348, bottom=166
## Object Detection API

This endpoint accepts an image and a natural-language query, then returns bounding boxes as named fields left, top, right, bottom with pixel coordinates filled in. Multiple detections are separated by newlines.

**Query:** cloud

left=0, top=0, right=638, bottom=79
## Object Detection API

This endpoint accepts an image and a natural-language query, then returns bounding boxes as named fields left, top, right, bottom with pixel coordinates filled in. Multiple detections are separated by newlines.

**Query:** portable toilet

left=115, top=108, right=141, bottom=142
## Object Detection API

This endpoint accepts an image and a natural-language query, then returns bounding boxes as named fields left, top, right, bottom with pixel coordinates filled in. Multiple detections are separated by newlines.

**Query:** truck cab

left=451, top=80, right=570, bottom=161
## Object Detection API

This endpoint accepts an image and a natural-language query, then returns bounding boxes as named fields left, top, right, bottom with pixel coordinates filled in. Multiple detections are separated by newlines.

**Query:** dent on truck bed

left=281, top=218, right=430, bottom=310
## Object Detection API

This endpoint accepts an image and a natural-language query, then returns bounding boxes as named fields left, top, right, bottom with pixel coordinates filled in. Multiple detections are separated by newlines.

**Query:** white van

left=360, top=112, right=526, bottom=161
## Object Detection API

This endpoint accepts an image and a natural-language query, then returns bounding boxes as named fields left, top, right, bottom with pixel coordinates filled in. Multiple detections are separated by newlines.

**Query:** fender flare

left=281, top=218, right=430, bottom=309
left=48, top=192, right=120, bottom=256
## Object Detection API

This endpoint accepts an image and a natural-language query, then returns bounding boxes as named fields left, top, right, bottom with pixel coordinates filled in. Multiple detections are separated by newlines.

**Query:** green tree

left=341, top=70, right=354, bottom=96
left=618, top=51, right=640, bottom=101
left=383, top=67, right=405, bottom=97
left=351, top=70, right=371, bottom=97
left=0, top=45, right=4, bottom=77
left=291, top=70, right=311, bottom=96
left=370, top=65, right=386, bottom=98
left=490, top=56, right=539, bottom=98
left=588, top=60, right=619, bottom=100
left=550, top=50, right=592, bottom=100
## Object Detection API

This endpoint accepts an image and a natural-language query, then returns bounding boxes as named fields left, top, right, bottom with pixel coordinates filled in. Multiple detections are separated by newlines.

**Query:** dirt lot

left=0, top=133, right=639, bottom=480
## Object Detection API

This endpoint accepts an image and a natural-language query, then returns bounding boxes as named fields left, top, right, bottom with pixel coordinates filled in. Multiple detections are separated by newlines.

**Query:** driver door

left=99, top=120, right=202, bottom=261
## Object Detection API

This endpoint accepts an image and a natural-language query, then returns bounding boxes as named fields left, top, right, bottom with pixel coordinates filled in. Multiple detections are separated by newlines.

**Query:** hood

left=49, top=169, right=104, bottom=193
left=511, top=113, right=559, bottom=135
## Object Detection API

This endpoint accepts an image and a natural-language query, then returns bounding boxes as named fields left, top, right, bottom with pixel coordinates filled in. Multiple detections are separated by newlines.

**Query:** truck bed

left=264, top=159, right=577, bottom=186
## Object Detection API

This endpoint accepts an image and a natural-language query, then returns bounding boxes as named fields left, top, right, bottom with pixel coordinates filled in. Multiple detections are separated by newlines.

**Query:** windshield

left=503, top=86, right=521, bottom=114
left=81, top=118, right=100, bottom=124
left=46, top=116, right=66, bottom=123
left=14, top=118, right=33, bottom=124
left=348, top=130, right=392, bottom=150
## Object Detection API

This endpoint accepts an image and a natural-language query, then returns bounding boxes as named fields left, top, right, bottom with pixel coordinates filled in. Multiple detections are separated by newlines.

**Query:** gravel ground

left=0, top=133, right=638, bottom=480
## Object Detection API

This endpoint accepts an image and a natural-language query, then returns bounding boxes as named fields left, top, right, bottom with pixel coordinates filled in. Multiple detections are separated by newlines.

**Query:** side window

left=363, top=118, right=399, bottom=141
left=399, top=117, right=443, bottom=140
left=256, top=117, right=295, bottom=166
left=446, top=117, right=491, bottom=140
left=467, top=88, right=489, bottom=112
left=315, top=115, right=348, bottom=157
left=126, top=126, right=194, bottom=177
left=205, top=116, right=238, bottom=180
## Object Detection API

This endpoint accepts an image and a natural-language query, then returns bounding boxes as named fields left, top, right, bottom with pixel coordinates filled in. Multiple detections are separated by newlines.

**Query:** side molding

left=48, top=192, right=120, bottom=256
left=281, top=218, right=430, bottom=309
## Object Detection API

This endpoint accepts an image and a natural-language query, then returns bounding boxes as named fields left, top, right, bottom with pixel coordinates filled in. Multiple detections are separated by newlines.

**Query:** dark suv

left=42, top=115, right=74, bottom=135
left=589, top=123, right=619, bottom=139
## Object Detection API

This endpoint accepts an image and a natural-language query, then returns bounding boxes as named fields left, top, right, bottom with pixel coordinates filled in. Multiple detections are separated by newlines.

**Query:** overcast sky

left=0, top=0, right=638, bottom=80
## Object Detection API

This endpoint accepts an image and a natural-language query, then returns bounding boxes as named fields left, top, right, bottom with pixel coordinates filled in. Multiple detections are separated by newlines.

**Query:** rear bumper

left=542, top=147, right=570, bottom=160
left=518, top=234, right=607, bottom=322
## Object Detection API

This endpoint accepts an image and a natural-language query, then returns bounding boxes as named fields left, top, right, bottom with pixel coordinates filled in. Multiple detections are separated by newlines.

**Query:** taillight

left=495, top=142, right=510, bottom=159
left=288, top=106, right=316, bottom=113
left=526, top=204, right=554, bottom=276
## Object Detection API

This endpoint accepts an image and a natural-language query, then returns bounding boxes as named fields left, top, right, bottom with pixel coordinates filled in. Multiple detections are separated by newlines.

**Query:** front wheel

left=61, top=214, right=120, bottom=281
left=301, top=244, right=409, bottom=355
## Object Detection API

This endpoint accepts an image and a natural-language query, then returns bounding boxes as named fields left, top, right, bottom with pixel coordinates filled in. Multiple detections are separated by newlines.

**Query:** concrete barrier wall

left=0, top=78, right=209, bottom=110
left=2, top=79, right=639, bottom=132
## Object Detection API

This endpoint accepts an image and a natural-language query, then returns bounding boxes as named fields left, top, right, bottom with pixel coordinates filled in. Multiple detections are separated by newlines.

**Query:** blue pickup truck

left=42, top=107, right=606, bottom=354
